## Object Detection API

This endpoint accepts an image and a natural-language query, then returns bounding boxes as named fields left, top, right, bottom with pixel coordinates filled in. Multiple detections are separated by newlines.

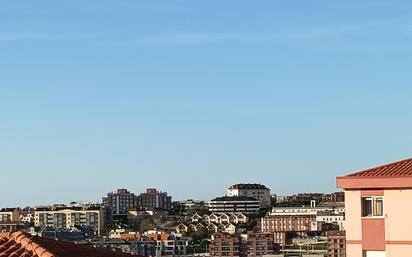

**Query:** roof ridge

left=343, top=156, right=412, bottom=177
left=12, top=231, right=57, bottom=257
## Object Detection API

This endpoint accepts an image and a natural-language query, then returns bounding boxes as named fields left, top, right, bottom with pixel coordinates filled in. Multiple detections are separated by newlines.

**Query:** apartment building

left=137, top=188, right=172, bottom=211
left=270, top=202, right=345, bottom=216
left=102, top=188, right=139, bottom=216
left=209, top=232, right=277, bottom=257
left=34, top=206, right=104, bottom=235
left=155, top=232, right=187, bottom=256
left=227, top=183, right=271, bottom=208
left=327, top=230, right=346, bottom=257
left=208, top=196, right=260, bottom=214
left=261, top=202, right=345, bottom=245
left=261, top=213, right=317, bottom=245
left=244, top=232, right=277, bottom=257
left=316, top=211, right=345, bottom=230
left=337, top=157, right=412, bottom=257
left=0, top=208, right=20, bottom=222
left=210, top=233, right=241, bottom=257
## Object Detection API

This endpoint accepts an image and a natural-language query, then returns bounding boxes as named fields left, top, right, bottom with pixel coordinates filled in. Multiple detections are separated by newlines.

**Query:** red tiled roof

left=336, top=157, right=412, bottom=189
left=344, top=157, right=412, bottom=178
left=0, top=231, right=137, bottom=257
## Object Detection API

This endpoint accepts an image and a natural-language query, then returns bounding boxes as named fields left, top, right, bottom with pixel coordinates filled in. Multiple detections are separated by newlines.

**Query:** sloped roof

left=337, top=157, right=412, bottom=189
left=0, top=231, right=138, bottom=257
left=228, top=183, right=269, bottom=190
left=344, top=157, right=412, bottom=177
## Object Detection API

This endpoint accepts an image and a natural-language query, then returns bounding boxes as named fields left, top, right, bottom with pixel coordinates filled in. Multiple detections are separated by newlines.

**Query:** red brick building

left=327, top=230, right=346, bottom=257
left=261, top=214, right=318, bottom=245
left=210, top=232, right=277, bottom=257
left=210, top=233, right=240, bottom=257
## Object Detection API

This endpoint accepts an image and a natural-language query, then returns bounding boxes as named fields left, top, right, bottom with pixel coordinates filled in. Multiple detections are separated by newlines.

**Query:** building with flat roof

left=208, top=196, right=260, bottom=214
left=102, top=188, right=139, bottom=216
left=327, top=230, right=346, bottom=257
left=0, top=208, right=20, bottom=222
left=34, top=206, right=104, bottom=235
left=210, top=232, right=277, bottom=257
left=337, top=157, right=412, bottom=257
left=137, top=188, right=172, bottom=211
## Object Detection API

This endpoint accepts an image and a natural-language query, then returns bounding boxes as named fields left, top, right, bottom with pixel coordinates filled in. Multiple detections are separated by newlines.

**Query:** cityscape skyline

left=2, top=1, right=412, bottom=207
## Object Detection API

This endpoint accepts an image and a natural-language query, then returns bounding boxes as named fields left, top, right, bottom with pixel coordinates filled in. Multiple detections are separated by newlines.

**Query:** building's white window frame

left=361, top=196, right=384, bottom=218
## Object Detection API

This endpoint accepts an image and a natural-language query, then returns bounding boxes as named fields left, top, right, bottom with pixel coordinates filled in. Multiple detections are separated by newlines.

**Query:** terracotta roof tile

left=344, top=157, right=412, bottom=178
left=0, top=231, right=138, bottom=257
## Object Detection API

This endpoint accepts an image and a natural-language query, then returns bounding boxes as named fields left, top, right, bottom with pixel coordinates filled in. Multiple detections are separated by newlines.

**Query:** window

left=362, top=197, right=383, bottom=217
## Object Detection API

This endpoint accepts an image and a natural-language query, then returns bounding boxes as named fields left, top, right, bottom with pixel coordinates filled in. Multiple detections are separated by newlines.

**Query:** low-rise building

left=0, top=208, right=20, bottom=222
left=208, top=196, right=260, bottom=214
left=316, top=211, right=345, bottom=230
left=34, top=206, right=104, bottom=235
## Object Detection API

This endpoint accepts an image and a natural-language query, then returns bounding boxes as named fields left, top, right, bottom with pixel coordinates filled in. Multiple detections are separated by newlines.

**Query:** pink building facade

left=337, top=157, right=412, bottom=257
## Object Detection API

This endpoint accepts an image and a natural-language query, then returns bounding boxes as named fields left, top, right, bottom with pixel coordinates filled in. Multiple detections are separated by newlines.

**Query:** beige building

left=34, top=206, right=104, bottom=235
left=227, top=183, right=271, bottom=208
left=0, top=208, right=20, bottom=222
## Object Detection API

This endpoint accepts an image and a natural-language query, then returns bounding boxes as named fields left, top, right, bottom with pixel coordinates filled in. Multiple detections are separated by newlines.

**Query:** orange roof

left=0, top=231, right=138, bottom=257
left=337, top=157, right=412, bottom=189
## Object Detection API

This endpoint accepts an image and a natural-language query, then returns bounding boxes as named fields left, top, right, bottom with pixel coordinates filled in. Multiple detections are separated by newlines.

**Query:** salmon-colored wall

left=362, top=218, right=385, bottom=251
left=346, top=243, right=362, bottom=257
left=384, top=189, right=412, bottom=241
left=386, top=244, right=412, bottom=257
left=345, top=190, right=362, bottom=241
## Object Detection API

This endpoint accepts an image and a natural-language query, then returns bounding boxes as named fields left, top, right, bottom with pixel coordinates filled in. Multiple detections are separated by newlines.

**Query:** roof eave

left=336, top=176, right=412, bottom=190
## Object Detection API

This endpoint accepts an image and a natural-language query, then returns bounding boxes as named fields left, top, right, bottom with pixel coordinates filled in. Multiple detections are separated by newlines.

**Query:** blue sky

left=1, top=1, right=412, bottom=207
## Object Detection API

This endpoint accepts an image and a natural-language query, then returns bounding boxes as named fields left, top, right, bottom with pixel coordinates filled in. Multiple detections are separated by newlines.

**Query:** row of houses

left=176, top=222, right=238, bottom=234
left=176, top=212, right=250, bottom=235
left=188, top=212, right=248, bottom=224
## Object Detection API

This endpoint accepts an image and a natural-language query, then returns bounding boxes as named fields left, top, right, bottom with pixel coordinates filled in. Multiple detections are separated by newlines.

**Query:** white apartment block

left=227, top=183, right=271, bottom=208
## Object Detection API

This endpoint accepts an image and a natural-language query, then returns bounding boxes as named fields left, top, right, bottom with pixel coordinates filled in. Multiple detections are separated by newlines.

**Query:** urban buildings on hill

left=102, top=188, right=172, bottom=218
left=227, top=183, right=272, bottom=208
left=0, top=181, right=348, bottom=257
left=337, top=157, right=412, bottom=257
left=261, top=201, right=345, bottom=245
